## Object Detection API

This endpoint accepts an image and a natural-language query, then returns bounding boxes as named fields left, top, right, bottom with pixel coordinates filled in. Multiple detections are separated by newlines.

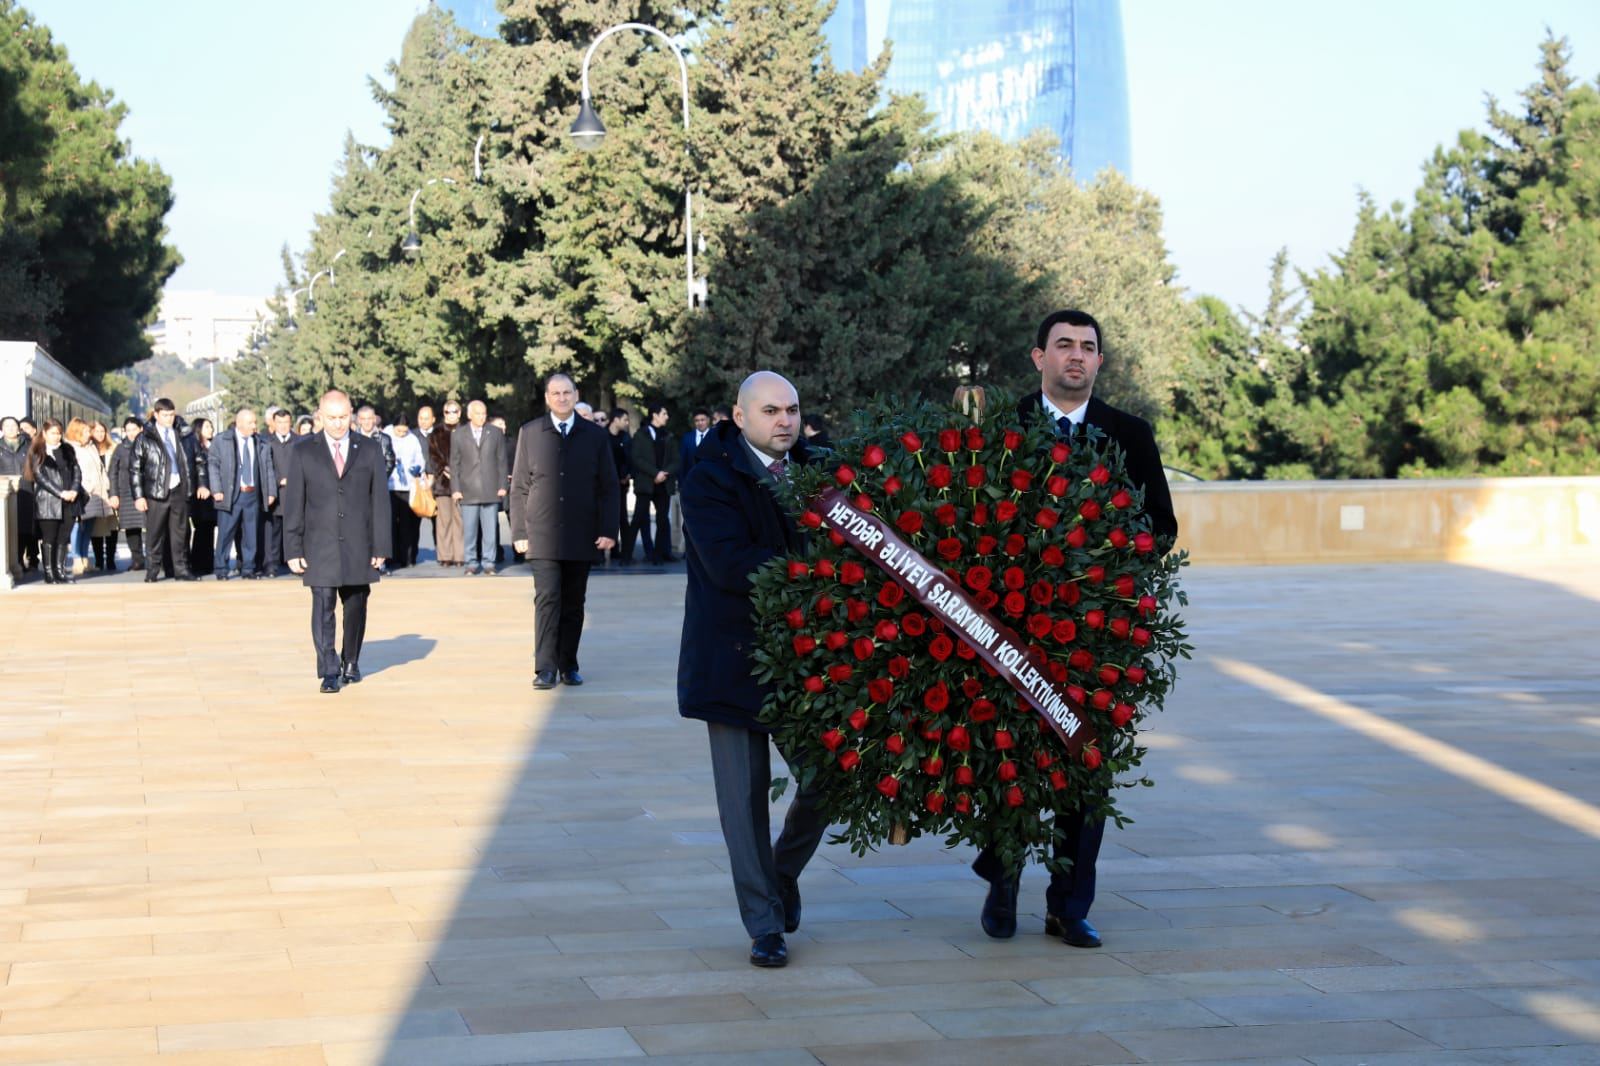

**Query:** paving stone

left=1109, top=1018, right=1441, bottom=1061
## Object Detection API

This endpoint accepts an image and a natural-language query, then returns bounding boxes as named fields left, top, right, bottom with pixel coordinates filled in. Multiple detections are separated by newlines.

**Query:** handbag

left=411, top=478, right=438, bottom=518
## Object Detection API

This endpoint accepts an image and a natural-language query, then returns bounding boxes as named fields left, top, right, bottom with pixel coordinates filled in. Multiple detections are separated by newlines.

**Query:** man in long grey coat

left=509, top=374, right=619, bottom=690
left=450, top=399, right=508, bottom=575
left=283, top=390, right=392, bottom=693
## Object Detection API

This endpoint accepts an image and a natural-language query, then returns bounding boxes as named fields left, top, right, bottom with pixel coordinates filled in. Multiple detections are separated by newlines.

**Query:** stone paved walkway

left=1, top=560, right=1598, bottom=1064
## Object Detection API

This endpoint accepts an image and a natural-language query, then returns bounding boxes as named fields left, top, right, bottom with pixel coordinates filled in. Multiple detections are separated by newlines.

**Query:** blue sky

left=22, top=1, right=1600, bottom=316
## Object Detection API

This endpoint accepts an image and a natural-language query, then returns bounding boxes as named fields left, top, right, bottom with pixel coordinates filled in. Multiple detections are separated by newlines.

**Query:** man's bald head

left=234, top=408, right=258, bottom=436
left=733, top=371, right=801, bottom=456
left=319, top=390, right=352, bottom=440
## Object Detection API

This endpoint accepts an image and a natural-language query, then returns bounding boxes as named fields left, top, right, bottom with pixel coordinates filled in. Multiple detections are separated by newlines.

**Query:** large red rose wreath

left=751, top=396, right=1190, bottom=876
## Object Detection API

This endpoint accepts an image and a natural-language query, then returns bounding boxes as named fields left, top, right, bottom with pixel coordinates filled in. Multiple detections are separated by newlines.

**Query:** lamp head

left=569, top=95, right=606, bottom=150
left=302, top=298, right=317, bottom=316
left=401, top=231, right=422, bottom=257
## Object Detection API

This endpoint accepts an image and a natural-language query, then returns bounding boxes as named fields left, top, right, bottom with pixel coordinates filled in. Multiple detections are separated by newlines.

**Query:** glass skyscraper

left=823, top=0, right=1131, bottom=179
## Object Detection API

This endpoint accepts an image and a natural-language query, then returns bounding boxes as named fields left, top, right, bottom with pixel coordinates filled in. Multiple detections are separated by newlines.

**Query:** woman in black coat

left=24, top=418, right=83, bottom=584
left=107, top=418, right=146, bottom=571
left=187, top=418, right=217, bottom=575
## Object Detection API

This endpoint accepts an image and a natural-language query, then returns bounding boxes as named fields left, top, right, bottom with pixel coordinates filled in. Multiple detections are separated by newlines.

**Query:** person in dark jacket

left=608, top=408, right=650, bottom=564
left=262, top=408, right=297, bottom=575
left=974, top=308, right=1180, bottom=953
left=187, top=418, right=218, bottom=575
left=449, top=400, right=509, bottom=575
left=421, top=403, right=463, bottom=566
left=107, top=417, right=145, bottom=571
left=208, top=408, right=277, bottom=580
left=0, top=416, right=36, bottom=572
left=282, top=390, right=392, bottom=693
left=629, top=402, right=678, bottom=564
left=23, top=419, right=82, bottom=584
left=508, top=374, right=620, bottom=689
left=678, top=371, right=829, bottom=970
left=130, top=398, right=199, bottom=582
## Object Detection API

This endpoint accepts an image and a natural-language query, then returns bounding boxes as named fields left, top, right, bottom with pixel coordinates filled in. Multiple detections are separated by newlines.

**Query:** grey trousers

left=706, top=722, right=830, bottom=938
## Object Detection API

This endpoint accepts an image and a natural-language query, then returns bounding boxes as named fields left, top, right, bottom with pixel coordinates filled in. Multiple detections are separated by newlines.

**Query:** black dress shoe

left=215, top=572, right=229, bottom=581
left=1044, top=915, right=1102, bottom=948
left=341, top=662, right=362, bottom=685
left=532, top=671, right=558, bottom=690
left=778, top=874, right=801, bottom=934
left=980, top=875, right=1020, bottom=939
left=320, top=675, right=341, bottom=694
left=749, top=932, right=788, bottom=968
left=560, top=671, right=584, bottom=686
left=176, top=572, right=198, bottom=581
left=144, top=573, right=161, bottom=583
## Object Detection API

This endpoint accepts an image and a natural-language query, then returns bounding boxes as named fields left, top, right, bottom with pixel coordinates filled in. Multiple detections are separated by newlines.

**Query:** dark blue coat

left=677, top=421, right=812, bottom=730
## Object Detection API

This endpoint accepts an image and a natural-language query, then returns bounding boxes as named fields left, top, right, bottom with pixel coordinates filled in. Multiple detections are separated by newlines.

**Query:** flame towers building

left=823, top=0, right=1131, bottom=179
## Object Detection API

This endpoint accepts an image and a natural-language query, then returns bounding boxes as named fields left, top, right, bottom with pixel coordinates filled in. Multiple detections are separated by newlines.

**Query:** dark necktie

left=1057, top=415, right=1074, bottom=438
left=559, top=421, right=568, bottom=437
left=767, top=458, right=786, bottom=479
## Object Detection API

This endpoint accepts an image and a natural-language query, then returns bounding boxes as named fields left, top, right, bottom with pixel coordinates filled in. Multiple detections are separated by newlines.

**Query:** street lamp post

left=402, top=178, right=459, bottom=257
left=570, top=22, right=704, bottom=310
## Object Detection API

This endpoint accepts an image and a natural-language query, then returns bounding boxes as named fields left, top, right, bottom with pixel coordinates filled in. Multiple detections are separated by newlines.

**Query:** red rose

left=1052, top=619, right=1077, bottom=643
left=969, top=698, right=996, bottom=723
left=922, top=754, right=944, bottom=776
left=964, top=466, right=985, bottom=488
left=1091, top=689, right=1113, bottom=710
left=886, top=733, right=906, bottom=755
left=1098, top=664, right=1121, bottom=686
left=998, top=760, right=1018, bottom=782
left=1034, top=749, right=1054, bottom=769
left=995, top=729, right=1014, bottom=750
left=815, top=559, right=836, bottom=579
left=961, top=677, right=982, bottom=697
left=1050, top=769, right=1069, bottom=790
left=853, top=637, right=876, bottom=661
left=962, top=565, right=991, bottom=592
left=1005, top=785, right=1025, bottom=807
left=1067, top=684, right=1087, bottom=705
left=829, top=529, right=846, bottom=547
left=828, top=663, right=854, bottom=684
left=1041, top=545, right=1065, bottom=567
left=934, top=503, right=958, bottom=526
left=1066, top=525, right=1088, bottom=549
left=1035, top=508, right=1059, bottom=530
left=846, top=597, right=869, bottom=622
left=1086, top=564, right=1106, bottom=585
left=1026, top=613, right=1052, bottom=639
left=792, top=634, right=817, bottom=655
left=1111, top=702, right=1135, bottom=728
left=877, top=582, right=905, bottom=608
left=883, top=475, right=903, bottom=496
left=925, top=791, right=946, bottom=814
left=803, top=676, right=825, bottom=693
left=1109, top=617, right=1130, bottom=639
left=862, top=444, right=887, bottom=469
left=927, top=464, right=953, bottom=489
left=923, top=682, right=950, bottom=713
left=928, top=634, right=954, bottom=662
left=840, top=561, right=865, bottom=585
left=788, top=561, right=809, bottom=581
left=1004, top=430, right=1024, bottom=451
left=835, top=465, right=856, bottom=486
left=825, top=631, right=848, bottom=652
left=1132, top=627, right=1152, bottom=648
left=901, top=613, right=927, bottom=637
left=947, top=725, right=971, bottom=751
left=800, top=510, right=822, bottom=529
left=972, top=503, right=991, bottom=524
left=954, top=792, right=972, bottom=814
left=821, top=728, right=844, bottom=752
left=888, top=655, right=910, bottom=678
left=1084, top=609, right=1105, bottom=630
left=1050, top=442, right=1071, bottom=464
left=994, top=500, right=1018, bottom=523
left=854, top=493, right=873, bottom=512
left=1059, top=582, right=1081, bottom=606
left=1079, top=499, right=1102, bottom=521
left=1137, top=594, right=1157, bottom=617
left=976, top=589, right=1000, bottom=610
left=975, top=535, right=998, bottom=555
left=1004, top=534, right=1026, bottom=557
left=876, top=774, right=899, bottom=798
left=955, top=641, right=976, bottom=661
left=1003, top=591, right=1027, bottom=617
left=1108, top=528, right=1129, bottom=549
left=964, top=427, right=985, bottom=451
left=1082, top=746, right=1102, bottom=770
left=1009, top=469, right=1033, bottom=492
left=896, top=510, right=923, bottom=535
left=1003, top=566, right=1026, bottom=591
left=1134, top=532, right=1156, bottom=554
left=1046, top=475, right=1069, bottom=497
left=785, top=608, right=806, bottom=629
left=1047, top=661, right=1066, bottom=683
left=1111, top=489, right=1133, bottom=510
left=815, top=595, right=835, bottom=617
left=1115, top=574, right=1136, bottom=598
left=936, top=537, right=962, bottom=561
left=921, top=724, right=943, bottom=742
left=1069, top=650, right=1095, bottom=673
left=848, top=707, right=868, bottom=731
left=1030, top=580, right=1055, bottom=606
left=868, top=678, right=894, bottom=704
left=938, top=428, right=961, bottom=453
left=1089, top=465, right=1111, bottom=486
left=900, top=431, right=923, bottom=453
left=955, top=764, right=975, bottom=785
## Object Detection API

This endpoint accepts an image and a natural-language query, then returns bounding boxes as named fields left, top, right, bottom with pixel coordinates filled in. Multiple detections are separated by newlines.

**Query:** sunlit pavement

left=1, top=560, right=1598, bottom=1065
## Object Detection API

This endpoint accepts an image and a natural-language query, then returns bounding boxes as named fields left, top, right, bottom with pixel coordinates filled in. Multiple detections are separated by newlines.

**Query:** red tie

left=333, top=442, right=345, bottom=477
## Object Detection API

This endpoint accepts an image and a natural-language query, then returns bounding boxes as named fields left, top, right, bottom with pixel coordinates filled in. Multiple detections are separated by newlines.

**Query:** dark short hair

left=152, top=397, right=176, bottom=413
left=609, top=407, right=628, bottom=421
left=0, top=416, right=17, bottom=431
left=802, top=413, right=830, bottom=433
left=1034, top=309, right=1103, bottom=354
left=712, top=404, right=732, bottom=420
left=271, top=409, right=291, bottom=420
left=122, top=416, right=140, bottom=430
left=647, top=401, right=668, bottom=418
left=296, top=415, right=314, bottom=428
left=692, top=407, right=710, bottom=420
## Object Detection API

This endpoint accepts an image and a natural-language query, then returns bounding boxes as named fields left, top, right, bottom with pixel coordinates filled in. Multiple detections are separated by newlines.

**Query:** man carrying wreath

left=973, top=308, right=1179, bottom=949
left=678, top=371, right=830, bottom=969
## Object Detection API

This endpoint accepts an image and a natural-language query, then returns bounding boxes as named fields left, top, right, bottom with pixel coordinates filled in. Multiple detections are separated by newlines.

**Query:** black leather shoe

left=176, top=572, right=198, bottom=581
left=341, top=662, right=362, bottom=685
left=779, top=875, right=801, bottom=934
left=215, top=572, right=229, bottom=581
left=749, top=932, right=788, bottom=968
left=532, top=671, right=558, bottom=690
left=560, top=671, right=584, bottom=686
left=144, top=573, right=161, bottom=583
left=980, top=876, right=1020, bottom=939
left=320, top=675, right=341, bottom=694
left=1044, top=915, right=1102, bottom=948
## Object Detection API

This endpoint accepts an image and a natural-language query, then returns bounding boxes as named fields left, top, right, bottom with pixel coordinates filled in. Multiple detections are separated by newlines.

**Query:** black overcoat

left=107, top=439, right=143, bottom=531
left=677, top=422, right=812, bottom=730
left=508, top=415, right=620, bottom=561
left=282, top=432, right=392, bottom=588
left=1017, top=391, right=1179, bottom=549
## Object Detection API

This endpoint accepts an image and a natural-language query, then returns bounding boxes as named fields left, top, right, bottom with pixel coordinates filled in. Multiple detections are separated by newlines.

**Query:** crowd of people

left=0, top=393, right=814, bottom=585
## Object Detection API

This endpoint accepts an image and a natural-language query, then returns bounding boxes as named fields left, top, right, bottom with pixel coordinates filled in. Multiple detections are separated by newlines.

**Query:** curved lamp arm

left=408, top=178, right=460, bottom=233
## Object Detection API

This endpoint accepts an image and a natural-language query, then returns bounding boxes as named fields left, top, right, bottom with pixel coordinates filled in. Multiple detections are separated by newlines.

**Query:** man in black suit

left=282, top=390, right=392, bottom=694
left=629, top=402, right=678, bottom=564
left=509, top=374, right=620, bottom=691
left=129, top=397, right=200, bottom=582
left=208, top=408, right=276, bottom=580
left=679, top=371, right=829, bottom=970
left=263, top=409, right=296, bottom=576
left=974, top=308, right=1179, bottom=951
